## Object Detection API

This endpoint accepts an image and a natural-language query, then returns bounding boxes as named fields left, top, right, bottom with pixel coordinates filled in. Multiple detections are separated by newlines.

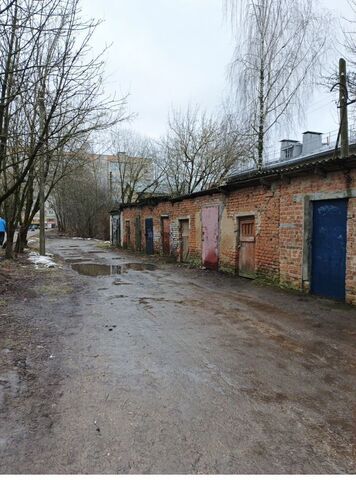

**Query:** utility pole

left=39, top=91, right=46, bottom=255
left=339, top=58, right=349, bottom=159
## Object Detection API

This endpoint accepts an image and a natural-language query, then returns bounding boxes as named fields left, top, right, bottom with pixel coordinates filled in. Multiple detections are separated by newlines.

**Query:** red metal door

left=124, top=220, right=131, bottom=248
left=238, top=217, right=255, bottom=278
left=202, top=206, right=219, bottom=270
left=161, top=217, right=170, bottom=255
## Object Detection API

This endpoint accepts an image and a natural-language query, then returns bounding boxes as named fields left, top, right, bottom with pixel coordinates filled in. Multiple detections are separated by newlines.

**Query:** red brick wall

left=224, top=185, right=280, bottom=277
left=278, top=170, right=355, bottom=297
left=120, top=167, right=356, bottom=304
left=346, top=197, right=356, bottom=305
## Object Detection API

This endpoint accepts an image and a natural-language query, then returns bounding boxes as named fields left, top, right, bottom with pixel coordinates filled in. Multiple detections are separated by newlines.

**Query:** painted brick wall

left=119, top=167, right=356, bottom=304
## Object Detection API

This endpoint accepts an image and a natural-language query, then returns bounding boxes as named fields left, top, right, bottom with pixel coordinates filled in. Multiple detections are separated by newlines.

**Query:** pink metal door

left=202, top=206, right=219, bottom=270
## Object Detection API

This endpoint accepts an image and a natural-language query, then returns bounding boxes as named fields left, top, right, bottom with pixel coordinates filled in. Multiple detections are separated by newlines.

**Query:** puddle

left=123, top=263, right=157, bottom=272
left=65, top=258, right=91, bottom=263
left=87, top=250, right=104, bottom=254
left=71, top=263, right=120, bottom=276
left=71, top=262, right=157, bottom=276
left=0, top=371, right=22, bottom=406
left=113, top=279, right=132, bottom=285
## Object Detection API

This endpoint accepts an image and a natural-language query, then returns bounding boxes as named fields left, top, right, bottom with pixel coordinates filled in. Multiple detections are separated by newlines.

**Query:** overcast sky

left=81, top=0, right=352, bottom=153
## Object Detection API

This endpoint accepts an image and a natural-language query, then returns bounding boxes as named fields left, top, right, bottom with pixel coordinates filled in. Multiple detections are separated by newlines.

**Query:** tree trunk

left=257, top=59, right=265, bottom=170
left=5, top=225, right=15, bottom=259
left=15, top=224, right=29, bottom=253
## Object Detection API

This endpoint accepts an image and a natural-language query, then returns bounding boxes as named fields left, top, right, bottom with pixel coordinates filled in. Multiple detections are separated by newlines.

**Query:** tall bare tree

left=159, top=106, right=243, bottom=195
left=51, top=156, right=111, bottom=239
left=226, top=0, right=329, bottom=168
left=110, top=128, right=162, bottom=204
left=0, top=0, right=126, bottom=257
left=340, top=0, right=356, bottom=131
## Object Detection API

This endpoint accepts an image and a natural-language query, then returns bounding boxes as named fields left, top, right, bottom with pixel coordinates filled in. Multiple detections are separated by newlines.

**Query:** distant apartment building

left=94, top=152, right=157, bottom=204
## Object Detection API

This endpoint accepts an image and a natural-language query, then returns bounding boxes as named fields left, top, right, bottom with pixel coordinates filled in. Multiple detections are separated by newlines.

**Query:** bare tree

left=0, top=0, right=126, bottom=257
left=13, top=144, right=91, bottom=254
left=110, top=128, right=162, bottom=204
left=340, top=0, right=356, bottom=130
left=226, top=0, right=329, bottom=168
left=51, top=157, right=111, bottom=239
left=159, top=106, right=243, bottom=195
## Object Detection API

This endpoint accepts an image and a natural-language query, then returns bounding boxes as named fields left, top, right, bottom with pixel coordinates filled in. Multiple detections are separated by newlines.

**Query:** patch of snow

left=71, top=236, right=102, bottom=242
left=28, top=252, right=57, bottom=269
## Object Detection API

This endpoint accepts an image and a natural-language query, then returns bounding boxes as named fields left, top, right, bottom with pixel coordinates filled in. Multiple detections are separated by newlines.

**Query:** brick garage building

left=111, top=155, right=356, bottom=305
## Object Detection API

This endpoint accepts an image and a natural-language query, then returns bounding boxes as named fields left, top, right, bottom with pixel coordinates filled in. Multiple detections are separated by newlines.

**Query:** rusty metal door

left=161, top=217, right=170, bottom=255
left=202, top=206, right=219, bottom=270
left=135, top=216, right=141, bottom=251
left=179, top=219, right=189, bottom=262
left=238, top=217, right=255, bottom=278
left=125, top=220, right=131, bottom=248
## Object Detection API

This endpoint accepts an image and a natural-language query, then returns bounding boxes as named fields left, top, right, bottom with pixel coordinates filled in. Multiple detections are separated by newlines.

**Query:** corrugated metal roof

left=110, top=154, right=356, bottom=213
left=227, top=154, right=356, bottom=185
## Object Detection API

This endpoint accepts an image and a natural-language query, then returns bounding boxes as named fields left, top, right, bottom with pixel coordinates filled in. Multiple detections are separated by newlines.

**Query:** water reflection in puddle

left=71, top=262, right=157, bottom=276
left=125, top=263, right=157, bottom=271
left=65, top=257, right=91, bottom=263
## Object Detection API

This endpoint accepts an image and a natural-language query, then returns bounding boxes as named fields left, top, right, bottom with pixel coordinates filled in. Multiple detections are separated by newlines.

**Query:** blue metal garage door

left=311, top=199, right=348, bottom=300
left=145, top=218, right=154, bottom=255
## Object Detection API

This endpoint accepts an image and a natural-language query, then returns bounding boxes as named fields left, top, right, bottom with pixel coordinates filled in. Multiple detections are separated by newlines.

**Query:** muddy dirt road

left=1, top=236, right=355, bottom=473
